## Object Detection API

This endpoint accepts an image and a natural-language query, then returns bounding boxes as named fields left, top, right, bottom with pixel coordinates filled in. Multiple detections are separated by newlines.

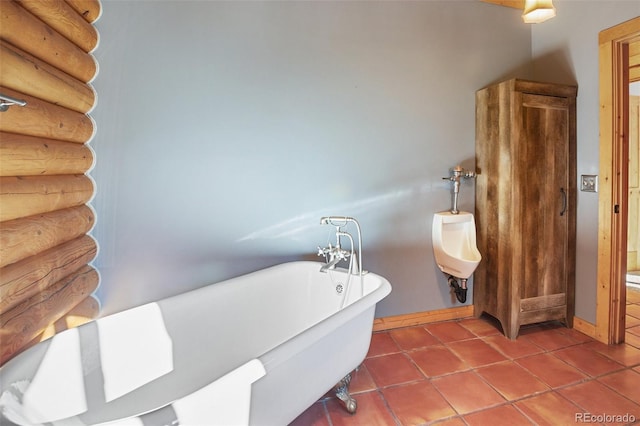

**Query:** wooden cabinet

left=474, top=79, right=577, bottom=340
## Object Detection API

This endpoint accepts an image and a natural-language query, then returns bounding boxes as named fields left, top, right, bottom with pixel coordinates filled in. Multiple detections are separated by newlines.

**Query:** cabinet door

left=515, top=92, right=572, bottom=306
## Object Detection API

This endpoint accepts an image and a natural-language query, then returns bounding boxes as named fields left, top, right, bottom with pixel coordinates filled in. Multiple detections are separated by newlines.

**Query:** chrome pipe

left=0, top=93, right=27, bottom=112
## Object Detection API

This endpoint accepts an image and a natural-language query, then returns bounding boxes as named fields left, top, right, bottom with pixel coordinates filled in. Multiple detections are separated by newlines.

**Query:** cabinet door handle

left=560, top=187, right=567, bottom=216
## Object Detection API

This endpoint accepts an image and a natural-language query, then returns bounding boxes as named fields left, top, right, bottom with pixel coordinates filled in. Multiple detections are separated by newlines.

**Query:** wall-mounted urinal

left=432, top=211, right=482, bottom=303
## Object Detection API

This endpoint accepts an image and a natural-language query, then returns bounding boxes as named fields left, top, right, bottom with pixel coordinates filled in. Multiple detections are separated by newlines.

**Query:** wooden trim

left=515, top=79, right=578, bottom=98
left=573, top=316, right=597, bottom=339
left=631, top=41, right=640, bottom=82
left=479, top=0, right=524, bottom=10
left=597, top=32, right=614, bottom=344
left=597, top=17, right=640, bottom=344
left=599, top=17, right=640, bottom=45
left=373, top=306, right=474, bottom=332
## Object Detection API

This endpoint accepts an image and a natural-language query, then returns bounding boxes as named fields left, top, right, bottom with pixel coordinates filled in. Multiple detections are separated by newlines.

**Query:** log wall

left=0, top=0, right=101, bottom=365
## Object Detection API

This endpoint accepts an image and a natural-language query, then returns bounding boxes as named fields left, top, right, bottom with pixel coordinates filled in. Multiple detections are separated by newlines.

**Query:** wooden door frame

left=597, top=17, right=640, bottom=344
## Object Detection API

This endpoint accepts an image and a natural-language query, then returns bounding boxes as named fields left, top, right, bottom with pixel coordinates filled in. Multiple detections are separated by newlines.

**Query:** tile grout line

left=365, top=319, right=640, bottom=425
left=293, top=294, right=640, bottom=425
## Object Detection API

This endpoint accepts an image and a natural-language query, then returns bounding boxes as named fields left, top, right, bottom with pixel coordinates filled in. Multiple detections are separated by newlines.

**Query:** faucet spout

left=320, top=256, right=343, bottom=272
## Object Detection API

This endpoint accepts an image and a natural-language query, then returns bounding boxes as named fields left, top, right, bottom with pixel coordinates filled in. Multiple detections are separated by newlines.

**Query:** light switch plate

left=581, top=175, right=598, bottom=192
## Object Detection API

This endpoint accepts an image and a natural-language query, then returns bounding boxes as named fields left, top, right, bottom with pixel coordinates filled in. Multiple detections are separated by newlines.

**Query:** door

left=597, top=18, right=640, bottom=344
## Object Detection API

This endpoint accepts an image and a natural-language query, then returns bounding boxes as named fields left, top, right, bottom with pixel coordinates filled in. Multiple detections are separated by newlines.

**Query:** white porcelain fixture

left=0, top=262, right=391, bottom=426
left=432, top=211, right=481, bottom=279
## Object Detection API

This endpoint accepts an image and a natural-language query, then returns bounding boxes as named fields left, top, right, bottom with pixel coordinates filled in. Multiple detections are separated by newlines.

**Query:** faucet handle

left=317, top=243, right=333, bottom=257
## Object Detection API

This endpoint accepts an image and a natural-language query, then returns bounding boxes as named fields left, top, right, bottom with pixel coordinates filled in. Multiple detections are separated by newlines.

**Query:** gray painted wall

left=89, top=0, right=636, bottom=322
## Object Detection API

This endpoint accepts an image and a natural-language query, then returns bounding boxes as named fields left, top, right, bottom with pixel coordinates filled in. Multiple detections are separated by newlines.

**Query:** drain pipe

left=447, top=275, right=468, bottom=304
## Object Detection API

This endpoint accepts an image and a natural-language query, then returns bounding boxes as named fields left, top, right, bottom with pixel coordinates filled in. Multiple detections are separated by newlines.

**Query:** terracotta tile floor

left=290, top=288, right=640, bottom=425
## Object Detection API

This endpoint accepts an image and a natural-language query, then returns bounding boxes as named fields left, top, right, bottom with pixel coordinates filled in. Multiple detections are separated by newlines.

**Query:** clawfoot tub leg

left=334, top=373, right=357, bottom=414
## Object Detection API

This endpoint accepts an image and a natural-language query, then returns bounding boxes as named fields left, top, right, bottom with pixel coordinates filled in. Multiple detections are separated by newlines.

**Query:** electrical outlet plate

left=581, top=174, right=598, bottom=192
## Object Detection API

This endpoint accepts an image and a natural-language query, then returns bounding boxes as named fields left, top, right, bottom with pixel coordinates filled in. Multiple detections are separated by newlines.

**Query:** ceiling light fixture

left=522, top=0, right=556, bottom=24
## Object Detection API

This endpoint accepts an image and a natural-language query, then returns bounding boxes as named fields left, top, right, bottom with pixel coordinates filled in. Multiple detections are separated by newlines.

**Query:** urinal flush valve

left=449, top=165, right=476, bottom=180
left=443, top=165, right=477, bottom=214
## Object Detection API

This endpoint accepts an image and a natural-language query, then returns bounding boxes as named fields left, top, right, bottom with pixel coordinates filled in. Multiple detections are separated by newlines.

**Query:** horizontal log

left=65, top=0, right=102, bottom=23
left=0, top=87, right=95, bottom=143
left=0, top=205, right=95, bottom=268
left=40, top=294, right=100, bottom=340
left=0, top=0, right=97, bottom=83
left=0, top=234, right=97, bottom=314
left=15, top=0, right=99, bottom=53
left=0, top=265, right=99, bottom=365
left=0, top=41, right=96, bottom=114
left=5, top=295, right=100, bottom=362
left=0, top=174, right=94, bottom=222
left=0, top=132, right=93, bottom=176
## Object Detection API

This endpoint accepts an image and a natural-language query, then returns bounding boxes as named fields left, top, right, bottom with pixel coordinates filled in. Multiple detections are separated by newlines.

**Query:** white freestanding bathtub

left=0, top=261, right=391, bottom=425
